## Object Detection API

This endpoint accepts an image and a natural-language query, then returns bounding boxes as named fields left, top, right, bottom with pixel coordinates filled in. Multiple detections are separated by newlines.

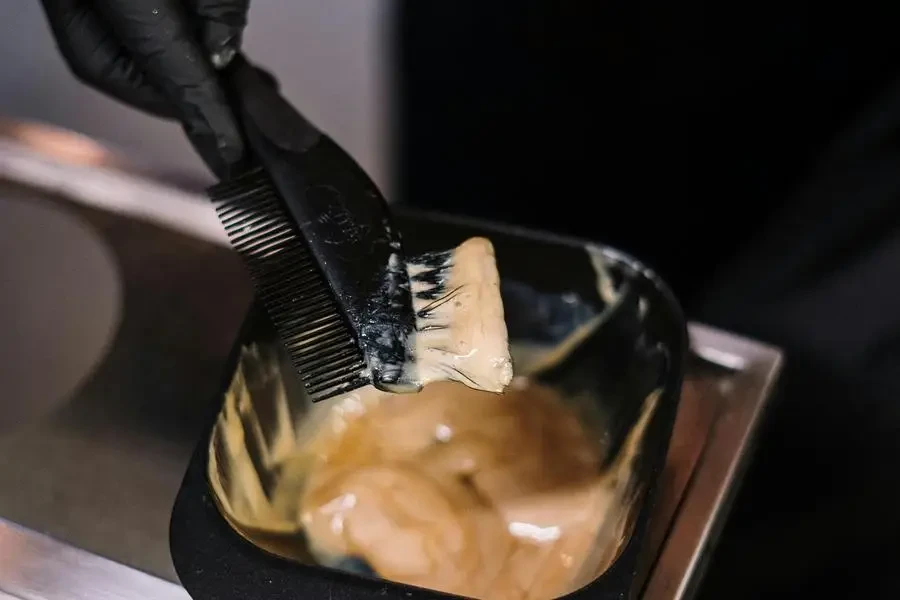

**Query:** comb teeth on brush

left=210, top=168, right=369, bottom=401
left=208, top=55, right=419, bottom=402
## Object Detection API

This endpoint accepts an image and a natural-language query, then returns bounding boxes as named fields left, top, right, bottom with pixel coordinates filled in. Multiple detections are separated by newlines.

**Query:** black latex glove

left=40, top=0, right=250, bottom=178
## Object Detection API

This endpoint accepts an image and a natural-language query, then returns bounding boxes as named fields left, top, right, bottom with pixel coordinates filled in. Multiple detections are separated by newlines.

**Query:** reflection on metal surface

left=0, top=120, right=114, bottom=167
left=0, top=137, right=253, bottom=582
left=0, top=137, right=225, bottom=247
left=0, top=518, right=190, bottom=600
left=690, top=345, right=747, bottom=371
left=0, top=192, right=122, bottom=434
left=643, top=324, right=783, bottom=600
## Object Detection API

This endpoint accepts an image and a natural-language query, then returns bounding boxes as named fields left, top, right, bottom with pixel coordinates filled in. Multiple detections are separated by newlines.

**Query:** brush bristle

left=209, top=167, right=369, bottom=402
left=406, top=238, right=513, bottom=393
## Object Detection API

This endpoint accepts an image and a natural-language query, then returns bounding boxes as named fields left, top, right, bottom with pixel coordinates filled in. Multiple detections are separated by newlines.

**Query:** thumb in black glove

left=41, top=0, right=250, bottom=179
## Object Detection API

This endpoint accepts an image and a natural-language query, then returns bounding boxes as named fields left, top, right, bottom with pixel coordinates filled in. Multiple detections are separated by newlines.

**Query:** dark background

left=395, top=2, right=900, bottom=597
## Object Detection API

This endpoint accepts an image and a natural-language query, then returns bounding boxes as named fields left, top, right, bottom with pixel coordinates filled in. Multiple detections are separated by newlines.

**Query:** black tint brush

left=209, top=56, right=417, bottom=402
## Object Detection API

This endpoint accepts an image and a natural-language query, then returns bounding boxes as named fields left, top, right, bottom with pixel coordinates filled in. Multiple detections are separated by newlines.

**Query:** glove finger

left=39, top=0, right=176, bottom=119
left=254, top=66, right=280, bottom=93
left=96, top=0, right=245, bottom=177
left=186, top=0, right=251, bottom=69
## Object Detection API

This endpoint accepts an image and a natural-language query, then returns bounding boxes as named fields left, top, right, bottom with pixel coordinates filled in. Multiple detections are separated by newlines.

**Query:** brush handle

left=221, top=55, right=418, bottom=392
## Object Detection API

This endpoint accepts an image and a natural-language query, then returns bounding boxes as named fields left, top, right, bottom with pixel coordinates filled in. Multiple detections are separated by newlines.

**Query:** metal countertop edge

left=0, top=517, right=190, bottom=600
left=643, top=325, right=784, bottom=600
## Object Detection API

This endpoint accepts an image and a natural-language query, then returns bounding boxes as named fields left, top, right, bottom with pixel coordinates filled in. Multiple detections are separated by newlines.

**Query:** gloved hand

left=40, top=0, right=250, bottom=178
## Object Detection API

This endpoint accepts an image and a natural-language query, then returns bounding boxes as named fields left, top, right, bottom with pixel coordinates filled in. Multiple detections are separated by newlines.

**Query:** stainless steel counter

left=0, top=518, right=190, bottom=600
left=0, top=135, right=253, bottom=583
left=0, top=129, right=782, bottom=599
left=644, top=325, right=781, bottom=600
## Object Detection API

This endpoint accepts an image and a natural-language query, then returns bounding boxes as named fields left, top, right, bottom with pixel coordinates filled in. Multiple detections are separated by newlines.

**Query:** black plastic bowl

left=170, top=209, right=687, bottom=600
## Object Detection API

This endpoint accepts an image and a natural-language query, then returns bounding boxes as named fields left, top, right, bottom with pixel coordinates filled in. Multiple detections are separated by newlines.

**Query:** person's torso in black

left=394, top=1, right=900, bottom=307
